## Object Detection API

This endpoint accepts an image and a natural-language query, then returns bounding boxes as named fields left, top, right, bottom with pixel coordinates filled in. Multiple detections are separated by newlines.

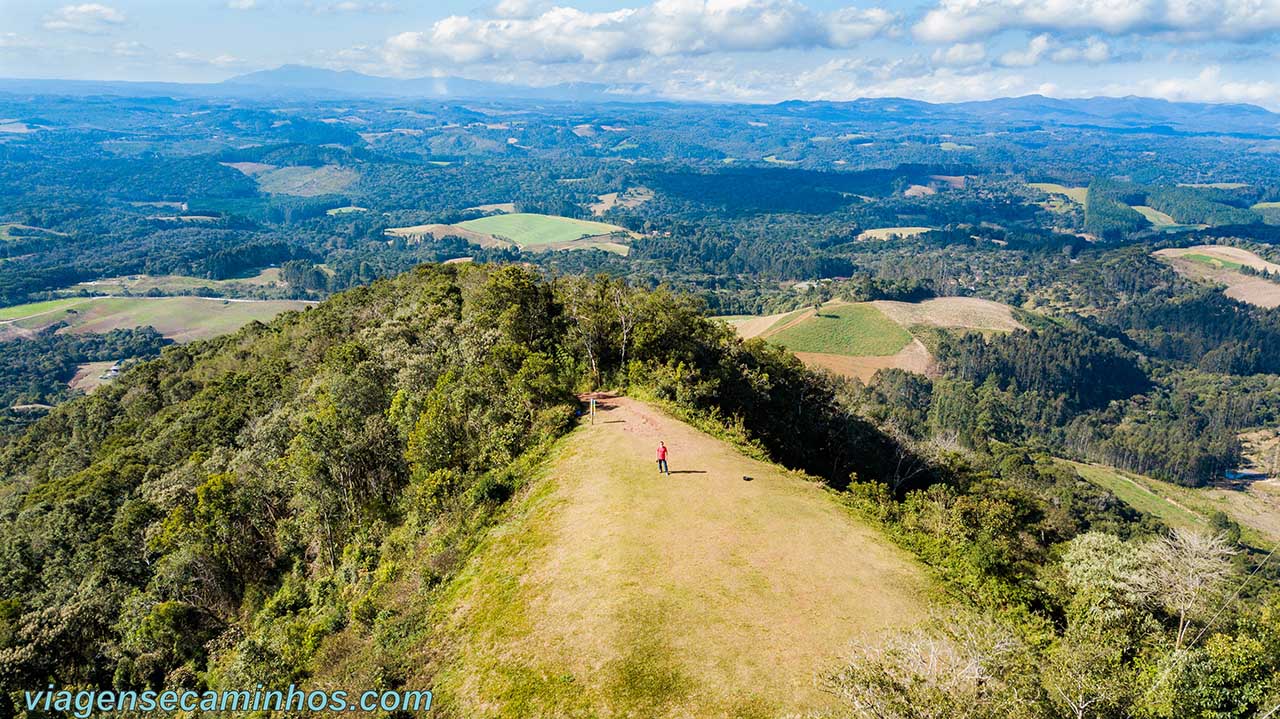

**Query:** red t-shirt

left=657, top=445, right=668, bottom=460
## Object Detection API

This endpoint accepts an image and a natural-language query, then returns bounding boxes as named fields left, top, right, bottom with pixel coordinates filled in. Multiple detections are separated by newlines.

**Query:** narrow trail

left=441, top=395, right=930, bottom=718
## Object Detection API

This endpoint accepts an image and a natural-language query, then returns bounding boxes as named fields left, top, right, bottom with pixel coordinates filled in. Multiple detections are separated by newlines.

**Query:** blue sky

left=2, top=0, right=1280, bottom=107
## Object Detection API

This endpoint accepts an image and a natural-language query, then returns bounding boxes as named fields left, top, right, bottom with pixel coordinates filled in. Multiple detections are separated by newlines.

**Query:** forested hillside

left=1, top=264, right=1277, bottom=717
left=0, top=264, right=902, bottom=711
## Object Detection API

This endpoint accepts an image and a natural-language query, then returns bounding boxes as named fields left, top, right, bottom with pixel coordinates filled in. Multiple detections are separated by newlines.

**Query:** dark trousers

left=657, top=459, right=669, bottom=474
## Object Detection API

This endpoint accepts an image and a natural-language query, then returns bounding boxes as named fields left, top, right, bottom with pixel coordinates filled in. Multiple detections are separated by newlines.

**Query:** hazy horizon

left=3, top=1, right=1280, bottom=108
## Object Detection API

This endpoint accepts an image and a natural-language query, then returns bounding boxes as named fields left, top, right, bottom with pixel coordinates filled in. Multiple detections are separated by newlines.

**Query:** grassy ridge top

left=424, top=396, right=928, bottom=717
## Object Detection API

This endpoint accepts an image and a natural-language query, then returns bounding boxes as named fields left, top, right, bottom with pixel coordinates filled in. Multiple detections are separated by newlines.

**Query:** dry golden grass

left=1156, top=245, right=1280, bottom=273
left=67, top=360, right=117, bottom=393
left=795, top=339, right=934, bottom=382
left=1155, top=246, right=1280, bottom=308
left=465, top=202, right=517, bottom=214
left=385, top=223, right=512, bottom=249
left=872, top=297, right=1025, bottom=331
left=856, top=226, right=932, bottom=241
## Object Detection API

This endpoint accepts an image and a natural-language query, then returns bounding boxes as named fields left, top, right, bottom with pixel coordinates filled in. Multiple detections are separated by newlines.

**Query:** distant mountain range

left=0, top=65, right=656, bottom=104
left=2, top=65, right=1279, bottom=136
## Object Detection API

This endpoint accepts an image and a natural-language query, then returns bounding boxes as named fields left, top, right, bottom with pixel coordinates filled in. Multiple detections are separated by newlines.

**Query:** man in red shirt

left=657, top=441, right=669, bottom=475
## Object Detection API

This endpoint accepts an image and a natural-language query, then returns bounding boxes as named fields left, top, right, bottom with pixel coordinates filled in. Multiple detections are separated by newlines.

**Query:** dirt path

left=440, top=396, right=930, bottom=718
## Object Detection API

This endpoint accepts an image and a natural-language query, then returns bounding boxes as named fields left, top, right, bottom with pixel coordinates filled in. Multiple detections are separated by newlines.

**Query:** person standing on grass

left=657, top=441, right=670, bottom=475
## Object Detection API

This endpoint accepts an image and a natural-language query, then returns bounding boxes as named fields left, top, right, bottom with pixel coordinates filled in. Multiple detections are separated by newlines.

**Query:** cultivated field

left=768, top=303, right=913, bottom=356
left=221, top=161, right=276, bottom=176
left=325, top=205, right=368, bottom=215
left=69, top=268, right=285, bottom=295
left=254, top=165, right=358, bottom=196
left=795, top=340, right=933, bottom=380
left=1254, top=201, right=1280, bottom=224
left=589, top=187, right=654, bottom=216
left=384, top=223, right=511, bottom=249
left=873, top=297, right=1024, bottom=331
left=1029, top=183, right=1088, bottom=206
left=722, top=297, right=1024, bottom=382
left=0, top=296, right=309, bottom=342
left=857, top=226, right=932, bottom=241
left=1069, top=461, right=1280, bottom=545
left=457, top=213, right=627, bottom=246
left=0, top=223, right=66, bottom=241
left=1155, top=245, right=1280, bottom=308
left=1132, top=205, right=1177, bottom=226
left=464, top=202, right=516, bottom=214
left=431, top=396, right=930, bottom=717
left=0, top=297, right=89, bottom=321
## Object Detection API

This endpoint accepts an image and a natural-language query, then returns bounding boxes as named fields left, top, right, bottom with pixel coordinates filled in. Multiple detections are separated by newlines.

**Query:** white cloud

left=384, top=0, right=896, bottom=68
left=227, top=0, right=257, bottom=9
left=173, top=51, right=244, bottom=68
left=999, top=34, right=1111, bottom=66
left=915, top=0, right=1280, bottom=43
left=932, top=41, right=985, bottom=66
left=111, top=40, right=148, bottom=57
left=492, top=0, right=550, bottom=18
left=1051, top=36, right=1111, bottom=63
left=309, top=1, right=397, bottom=13
left=999, top=33, right=1051, bottom=66
left=794, top=61, right=1033, bottom=102
left=43, top=4, right=126, bottom=34
left=1107, top=66, right=1280, bottom=106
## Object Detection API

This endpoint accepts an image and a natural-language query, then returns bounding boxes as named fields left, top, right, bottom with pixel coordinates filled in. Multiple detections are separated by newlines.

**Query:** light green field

left=1029, top=183, right=1089, bottom=205
left=857, top=226, right=932, bottom=241
left=1181, top=182, right=1249, bottom=189
left=1183, top=253, right=1245, bottom=271
left=1133, top=205, right=1177, bottom=226
left=70, top=268, right=284, bottom=295
left=256, top=165, right=358, bottom=196
left=3, top=296, right=309, bottom=342
left=456, top=213, right=626, bottom=247
left=325, top=205, right=368, bottom=215
left=0, top=223, right=66, bottom=241
left=1252, top=202, right=1280, bottom=225
left=0, top=297, right=89, bottom=321
left=939, top=142, right=975, bottom=151
left=1068, top=461, right=1280, bottom=545
left=768, top=303, right=913, bottom=356
left=763, top=155, right=800, bottom=165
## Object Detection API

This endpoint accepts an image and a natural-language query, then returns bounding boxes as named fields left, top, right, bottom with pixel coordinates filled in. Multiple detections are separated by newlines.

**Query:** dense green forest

left=2, top=266, right=1276, bottom=717
left=3, top=89, right=1280, bottom=716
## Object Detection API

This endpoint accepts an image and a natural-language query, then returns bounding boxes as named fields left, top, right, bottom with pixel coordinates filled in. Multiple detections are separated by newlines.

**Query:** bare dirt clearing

left=873, top=297, right=1025, bottom=331
left=385, top=223, right=512, bottom=249
left=795, top=339, right=934, bottom=382
left=1155, top=246, right=1280, bottom=308
left=720, top=297, right=1022, bottom=382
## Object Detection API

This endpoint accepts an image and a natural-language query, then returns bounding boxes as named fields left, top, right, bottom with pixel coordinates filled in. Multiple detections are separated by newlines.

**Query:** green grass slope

left=768, top=303, right=912, bottom=356
left=1068, top=461, right=1280, bottom=545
